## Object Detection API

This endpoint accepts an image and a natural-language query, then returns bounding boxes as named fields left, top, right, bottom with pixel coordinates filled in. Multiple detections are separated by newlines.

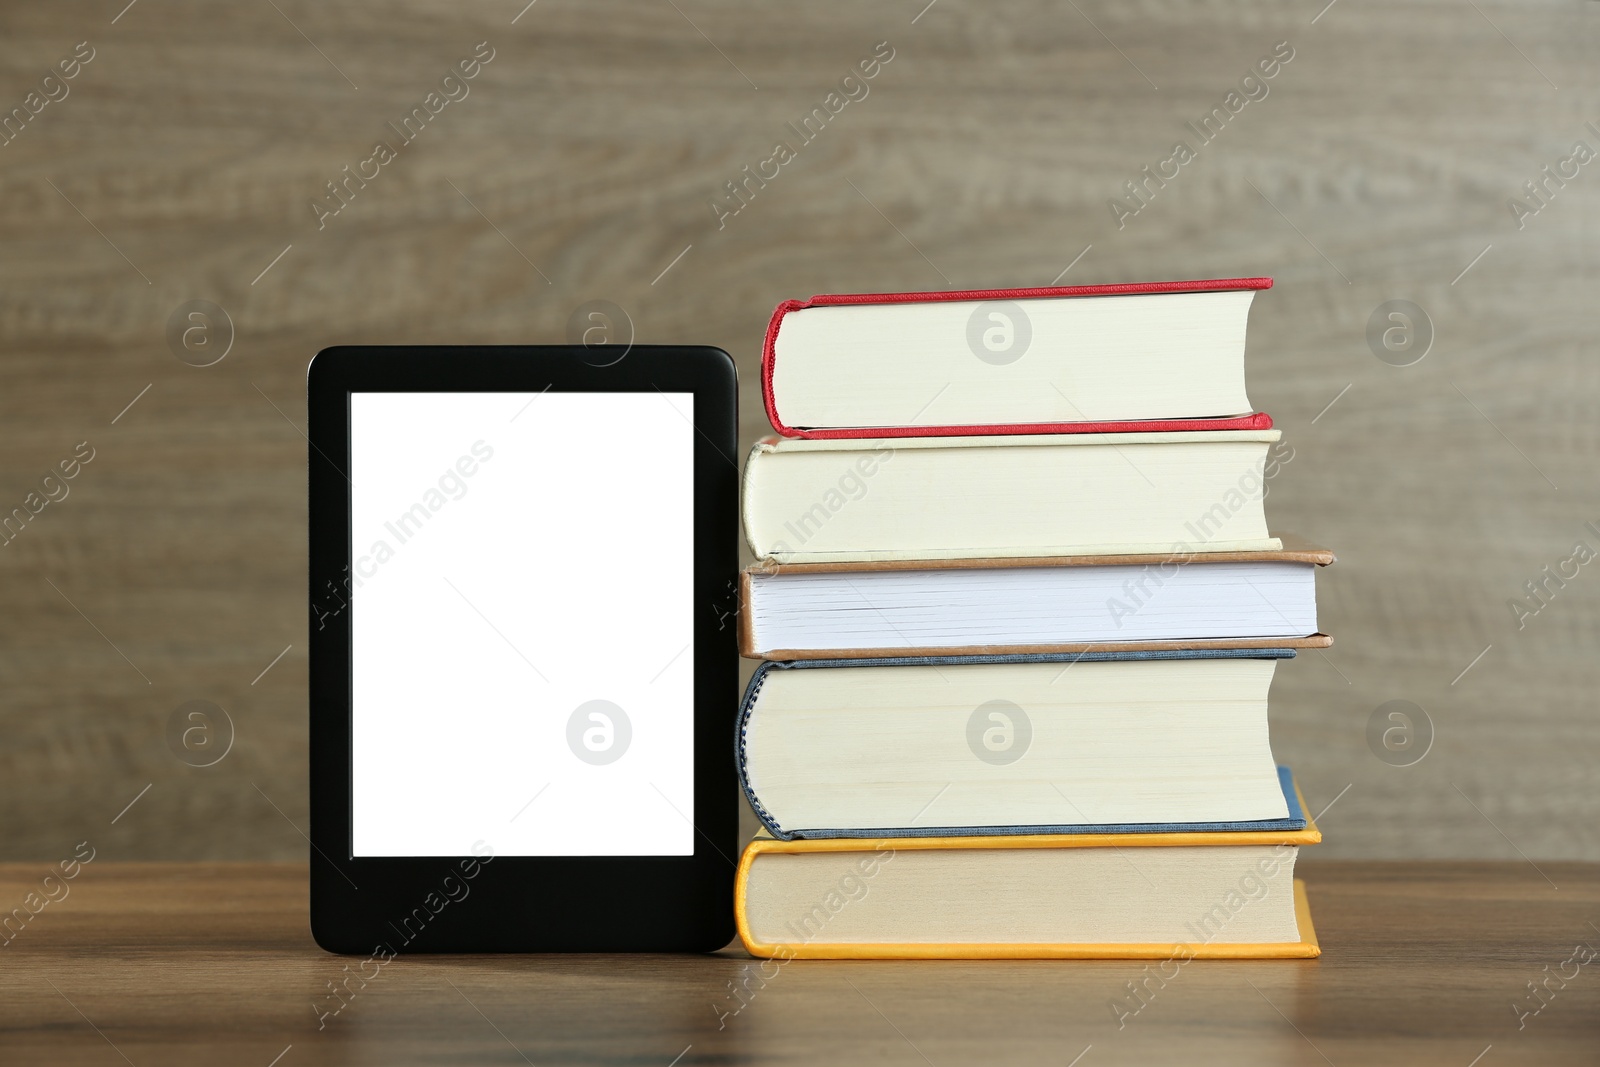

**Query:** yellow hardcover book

left=735, top=813, right=1321, bottom=960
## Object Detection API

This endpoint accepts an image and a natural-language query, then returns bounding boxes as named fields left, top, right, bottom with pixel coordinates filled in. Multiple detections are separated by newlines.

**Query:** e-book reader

left=308, top=346, right=737, bottom=952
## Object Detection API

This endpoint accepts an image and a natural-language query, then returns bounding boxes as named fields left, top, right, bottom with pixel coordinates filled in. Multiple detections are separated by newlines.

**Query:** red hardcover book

left=762, top=277, right=1273, bottom=440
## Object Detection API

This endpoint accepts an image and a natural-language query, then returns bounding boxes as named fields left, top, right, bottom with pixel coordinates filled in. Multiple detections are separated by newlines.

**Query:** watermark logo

left=1366, top=699, right=1432, bottom=767
left=566, top=300, right=634, bottom=367
left=1511, top=937, right=1598, bottom=1031
left=166, top=300, right=233, bottom=367
left=0, top=40, right=96, bottom=151
left=567, top=699, right=631, bottom=765
left=0, top=440, right=95, bottom=550
left=1109, top=40, right=1295, bottom=229
left=1508, top=126, right=1599, bottom=231
left=966, top=301, right=1031, bottom=365
left=165, top=700, right=235, bottom=767
left=1508, top=532, right=1597, bottom=631
left=966, top=699, right=1031, bottom=765
left=708, top=41, right=896, bottom=230
left=312, top=42, right=496, bottom=231
left=0, top=840, right=95, bottom=949
left=762, top=446, right=894, bottom=560
left=1366, top=300, right=1432, bottom=367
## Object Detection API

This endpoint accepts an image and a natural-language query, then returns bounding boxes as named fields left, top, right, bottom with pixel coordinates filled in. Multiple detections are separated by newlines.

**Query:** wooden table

left=2, top=862, right=1596, bottom=1065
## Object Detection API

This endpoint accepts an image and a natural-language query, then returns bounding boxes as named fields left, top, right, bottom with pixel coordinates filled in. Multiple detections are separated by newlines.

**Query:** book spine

left=734, top=661, right=796, bottom=840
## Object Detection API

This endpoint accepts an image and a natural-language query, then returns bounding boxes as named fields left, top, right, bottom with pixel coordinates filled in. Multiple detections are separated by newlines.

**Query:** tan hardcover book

left=742, top=429, right=1288, bottom=564
left=738, top=537, right=1333, bottom=660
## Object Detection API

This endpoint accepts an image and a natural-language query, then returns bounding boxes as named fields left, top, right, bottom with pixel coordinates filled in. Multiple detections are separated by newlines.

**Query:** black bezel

left=307, top=345, right=738, bottom=953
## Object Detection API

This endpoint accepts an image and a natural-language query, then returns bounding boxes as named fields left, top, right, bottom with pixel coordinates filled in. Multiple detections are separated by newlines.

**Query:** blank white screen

left=349, top=392, right=695, bottom=857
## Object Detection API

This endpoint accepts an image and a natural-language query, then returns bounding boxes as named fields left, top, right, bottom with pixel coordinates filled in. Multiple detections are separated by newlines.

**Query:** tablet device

left=307, top=345, right=738, bottom=952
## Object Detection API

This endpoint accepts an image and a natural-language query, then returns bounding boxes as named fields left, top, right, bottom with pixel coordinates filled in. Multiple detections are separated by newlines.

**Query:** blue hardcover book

left=736, top=649, right=1305, bottom=840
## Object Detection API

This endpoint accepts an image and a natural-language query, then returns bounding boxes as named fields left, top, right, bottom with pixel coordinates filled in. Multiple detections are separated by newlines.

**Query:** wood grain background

left=0, top=0, right=1594, bottom=861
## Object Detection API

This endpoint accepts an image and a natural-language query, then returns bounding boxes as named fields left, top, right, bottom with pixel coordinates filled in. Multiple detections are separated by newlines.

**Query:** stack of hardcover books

left=733, top=279, right=1331, bottom=960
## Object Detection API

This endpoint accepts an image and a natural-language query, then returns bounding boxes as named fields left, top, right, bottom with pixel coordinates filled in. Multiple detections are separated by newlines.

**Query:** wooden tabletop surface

left=2, top=860, right=1596, bottom=1065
